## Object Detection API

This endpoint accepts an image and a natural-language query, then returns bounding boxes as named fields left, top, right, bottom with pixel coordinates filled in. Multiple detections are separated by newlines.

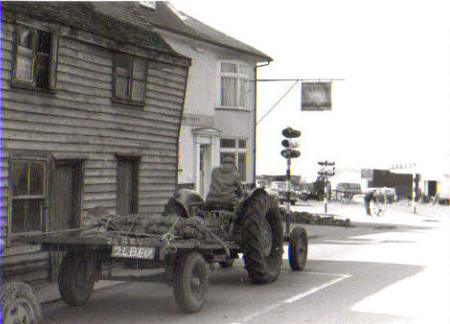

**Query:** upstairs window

left=113, top=53, right=147, bottom=105
left=219, top=62, right=250, bottom=109
left=12, top=25, right=58, bottom=90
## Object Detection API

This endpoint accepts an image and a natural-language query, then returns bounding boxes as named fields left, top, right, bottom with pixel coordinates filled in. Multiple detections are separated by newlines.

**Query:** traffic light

left=318, top=160, right=335, bottom=166
left=281, top=127, right=301, bottom=159
left=282, top=127, right=301, bottom=138
left=317, top=161, right=335, bottom=176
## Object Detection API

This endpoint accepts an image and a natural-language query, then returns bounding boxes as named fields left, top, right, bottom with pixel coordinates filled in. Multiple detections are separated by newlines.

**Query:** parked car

left=333, top=183, right=362, bottom=201
left=270, top=181, right=298, bottom=205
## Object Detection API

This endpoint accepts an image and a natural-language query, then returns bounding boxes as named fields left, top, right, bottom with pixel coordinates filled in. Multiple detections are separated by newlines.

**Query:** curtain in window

left=221, top=77, right=237, bottom=106
left=239, top=78, right=248, bottom=108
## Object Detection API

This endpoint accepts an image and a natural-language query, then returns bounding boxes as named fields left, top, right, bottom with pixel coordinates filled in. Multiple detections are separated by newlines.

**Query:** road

left=42, top=203, right=449, bottom=323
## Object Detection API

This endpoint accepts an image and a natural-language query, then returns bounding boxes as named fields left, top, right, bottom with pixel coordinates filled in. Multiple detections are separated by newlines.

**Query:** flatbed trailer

left=15, top=217, right=244, bottom=314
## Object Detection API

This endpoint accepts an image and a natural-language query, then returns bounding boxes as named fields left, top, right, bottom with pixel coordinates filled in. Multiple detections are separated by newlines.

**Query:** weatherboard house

left=0, top=2, right=191, bottom=283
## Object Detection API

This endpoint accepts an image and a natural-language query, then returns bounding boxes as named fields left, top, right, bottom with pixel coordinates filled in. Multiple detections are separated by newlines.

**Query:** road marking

left=284, top=272, right=351, bottom=303
left=231, top=272, right=351, bottom=324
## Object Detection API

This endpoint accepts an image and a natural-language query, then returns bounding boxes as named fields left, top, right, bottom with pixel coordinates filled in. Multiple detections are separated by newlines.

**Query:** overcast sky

left=171, top=0, right=450, bottom=180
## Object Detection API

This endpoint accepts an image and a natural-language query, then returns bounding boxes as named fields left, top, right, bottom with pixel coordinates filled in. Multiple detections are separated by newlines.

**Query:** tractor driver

left=206, top=156, right=243, bottom=211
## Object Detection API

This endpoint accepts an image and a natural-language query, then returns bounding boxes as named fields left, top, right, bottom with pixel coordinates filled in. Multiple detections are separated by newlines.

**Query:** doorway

left=50, top=160, right=82, bottom=280
left=117, top=156, right=139, bottom=216
left=198, top=144, right=212, bottom=198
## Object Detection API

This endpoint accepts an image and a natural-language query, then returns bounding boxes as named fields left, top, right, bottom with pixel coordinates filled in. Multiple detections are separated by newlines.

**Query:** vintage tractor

left=163, top=187, right=308, bottom=284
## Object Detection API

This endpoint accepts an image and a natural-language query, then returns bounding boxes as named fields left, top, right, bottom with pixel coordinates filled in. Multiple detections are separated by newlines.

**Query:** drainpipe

left=254, top=60, right=271, bottom=184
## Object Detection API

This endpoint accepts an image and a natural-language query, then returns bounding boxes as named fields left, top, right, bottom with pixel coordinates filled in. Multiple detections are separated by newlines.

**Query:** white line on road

left=230, top=272, right=352, bottom=324
left=284, top=273, right=351, bottom=303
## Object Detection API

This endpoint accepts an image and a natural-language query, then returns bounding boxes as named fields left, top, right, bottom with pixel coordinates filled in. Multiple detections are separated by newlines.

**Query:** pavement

left=35, top=199, right=448, bottom=306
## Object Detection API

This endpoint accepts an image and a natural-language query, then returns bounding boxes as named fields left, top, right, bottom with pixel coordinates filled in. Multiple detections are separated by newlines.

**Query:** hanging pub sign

left=301, top=82, right=332, bottom=111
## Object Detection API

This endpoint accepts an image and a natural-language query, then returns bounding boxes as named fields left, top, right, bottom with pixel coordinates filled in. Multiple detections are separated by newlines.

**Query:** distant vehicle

left=256, top=179, right=269, bottom=188
left=296, top=189, right=311, bottom=201
left=270, top=181, right=298, bottom=205
left=333, top=183, right=362, bottom=201
left=295, top=183, right=312, bottom=201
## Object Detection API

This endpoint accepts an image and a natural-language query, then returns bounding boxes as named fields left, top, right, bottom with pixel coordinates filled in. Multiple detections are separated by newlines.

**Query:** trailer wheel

left=289, top=226, right=308, bottom=271
left=241, top=192, right=283, bottom=284
left=1, top=281, right=42, bottom=324
left=174, top=252, right=209, bottom=313
left=58, top=252, right=97, bottom=306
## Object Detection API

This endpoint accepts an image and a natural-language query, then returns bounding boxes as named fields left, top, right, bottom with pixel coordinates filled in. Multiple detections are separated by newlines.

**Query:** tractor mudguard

left=164, top=189, right=205, bottom=218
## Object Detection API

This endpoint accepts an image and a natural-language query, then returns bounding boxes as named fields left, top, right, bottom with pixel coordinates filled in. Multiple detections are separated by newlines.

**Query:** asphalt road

left=42, top=205, right=449, bottom=324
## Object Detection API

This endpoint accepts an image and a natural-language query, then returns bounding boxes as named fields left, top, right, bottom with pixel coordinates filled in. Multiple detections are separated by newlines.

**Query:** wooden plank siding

left=0, top=15, right=189, bottom=283
left=1, top=157, right=10, bottom=239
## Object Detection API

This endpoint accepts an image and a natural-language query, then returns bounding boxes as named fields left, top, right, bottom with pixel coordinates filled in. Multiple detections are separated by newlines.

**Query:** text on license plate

left=111, top=246, right=155, bottom=259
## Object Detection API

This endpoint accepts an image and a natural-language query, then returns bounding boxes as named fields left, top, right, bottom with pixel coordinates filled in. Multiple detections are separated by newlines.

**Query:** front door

left=50, top=160, right=82, bottom=280
left=117, top=157, right=138, bottom=216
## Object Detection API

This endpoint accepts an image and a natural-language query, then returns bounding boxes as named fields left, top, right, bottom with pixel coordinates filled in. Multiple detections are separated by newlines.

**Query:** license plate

left=111, top=246, right=155, bottom=259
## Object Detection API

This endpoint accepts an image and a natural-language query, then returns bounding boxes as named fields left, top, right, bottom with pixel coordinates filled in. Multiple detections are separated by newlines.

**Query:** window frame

left=11, top=23, right=58, bottom=92
left=8, top=158, right=48, bottom=243
left=219, top=137, right=248, bottom=182
left=112, top=52, right=148, bottom=107
left=218, top=61, right=250, bottom=109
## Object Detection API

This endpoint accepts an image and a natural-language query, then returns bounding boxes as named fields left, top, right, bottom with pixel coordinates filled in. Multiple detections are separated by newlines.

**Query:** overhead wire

left=256, top=80, right=299, bottom=125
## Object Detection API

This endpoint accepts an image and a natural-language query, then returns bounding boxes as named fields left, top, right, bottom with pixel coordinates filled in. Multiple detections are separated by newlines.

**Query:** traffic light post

left=318, top=161, right=335, bottom=214
left=281, top=127, right=301, bottom=237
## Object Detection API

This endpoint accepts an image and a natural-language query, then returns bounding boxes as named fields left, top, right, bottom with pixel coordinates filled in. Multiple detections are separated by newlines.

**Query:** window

left=219, top=62, right=250, bottom=108
left=220, top=138, right=247, bottom=182
left=113, top=53, right=147, bottom=105
left=10, top=160, right=46, bottom=233
left=12, top=25, right=58, bottom=90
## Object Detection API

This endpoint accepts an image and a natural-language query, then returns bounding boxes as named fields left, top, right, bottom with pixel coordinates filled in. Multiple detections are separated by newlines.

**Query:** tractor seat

left=203, top=200, right=235, bottom=212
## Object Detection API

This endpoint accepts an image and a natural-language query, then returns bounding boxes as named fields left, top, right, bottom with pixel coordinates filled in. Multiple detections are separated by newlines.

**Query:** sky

left=171, top=0, right=450, bottom=181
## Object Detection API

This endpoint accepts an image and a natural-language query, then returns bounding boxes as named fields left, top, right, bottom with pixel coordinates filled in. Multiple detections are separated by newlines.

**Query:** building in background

left=148, top=2, right=272, bottom=197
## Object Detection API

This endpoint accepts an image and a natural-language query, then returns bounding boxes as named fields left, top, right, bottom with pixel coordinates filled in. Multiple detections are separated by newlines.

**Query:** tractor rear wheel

left=241, top=192, right=283, bottom=284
